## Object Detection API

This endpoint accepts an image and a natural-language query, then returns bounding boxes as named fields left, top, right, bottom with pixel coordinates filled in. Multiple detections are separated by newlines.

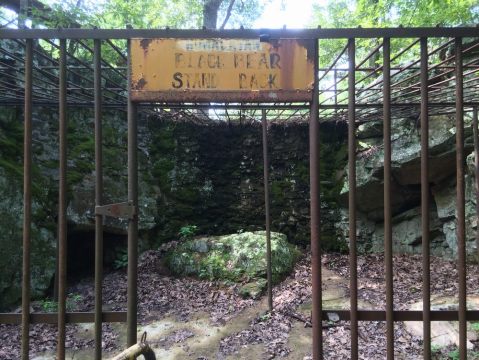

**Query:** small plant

left=471, top=322, right=479, bottom=332
left=178, top=225, right=198, bottom=240
left=66, top=293, right=83, bottom=311
left=448, top=349, right=479, bottom=360
left=431, top=344, right=441, bottom=355
left=259, top=312, right=271, bottom=322
left=114, top=248, right=128, bottom=269
left=448, top=349, right=460, bottom=360
left=41, top=299, right=58, bottom=312
left=40, top=293, right=83, bottom=312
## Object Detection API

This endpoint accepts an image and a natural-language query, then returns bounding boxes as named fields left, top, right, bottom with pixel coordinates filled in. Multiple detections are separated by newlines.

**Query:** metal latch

left=95, top=201, right=136, bottom=219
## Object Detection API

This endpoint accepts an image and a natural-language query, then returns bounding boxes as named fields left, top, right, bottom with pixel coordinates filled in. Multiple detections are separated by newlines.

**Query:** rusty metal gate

left=0, top=27, right=478, bottom=360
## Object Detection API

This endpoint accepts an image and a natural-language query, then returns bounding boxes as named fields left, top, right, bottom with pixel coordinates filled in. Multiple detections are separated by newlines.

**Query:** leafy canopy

left=313, top=0, right=479, bottom=28
left=35, top=0, right=267, bottom=29
left=311, top=0, right=479, bottom=69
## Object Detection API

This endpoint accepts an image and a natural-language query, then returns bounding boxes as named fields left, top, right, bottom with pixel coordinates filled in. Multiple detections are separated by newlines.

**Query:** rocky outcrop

left=339, top=114, right=478, bottom=261
left=164, top=231, right=301, bottom=298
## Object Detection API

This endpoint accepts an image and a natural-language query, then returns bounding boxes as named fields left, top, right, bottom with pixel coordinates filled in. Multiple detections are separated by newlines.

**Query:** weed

left=178, top=225, right=198, bottom=240
left=431, top=344, right=441, bottom=355
left=259, top=312, right=271, bottom=322
left=40, top=293, right=83, bottom=312
left=41, top=299, right=58, bottom=312
left=448, top=349, right=479, bottom=360
left=113, top=248, right=128, bottom=269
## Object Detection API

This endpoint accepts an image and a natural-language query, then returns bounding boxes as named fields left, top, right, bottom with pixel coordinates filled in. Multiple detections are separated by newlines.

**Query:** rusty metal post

left=309, top=39, right=322, bottom=360
left=348, top=38, right=358, bottom=360
left=18, top=0, right=29, bottom=28
left=127, top=38, right=139, bottom=347
left=382, top=37, right=394, bottom=359
left=94, top=38, right=104, bottom=360
left=57, top=38, right=68, bottom=360
left=420, top=37, right=431, bottom=360
left=455, top=37, right=467, bottom=360
left=334, top=69, right=338, bottom=117
left=21, top=38, right=33, bottom=360
left=262, top=109, right=273, bottom=311
left=474, top=107, right=479, bottom=261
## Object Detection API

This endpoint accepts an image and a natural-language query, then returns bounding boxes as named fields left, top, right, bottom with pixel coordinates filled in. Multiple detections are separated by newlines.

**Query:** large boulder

left=164, top=231, right=300, bottom=297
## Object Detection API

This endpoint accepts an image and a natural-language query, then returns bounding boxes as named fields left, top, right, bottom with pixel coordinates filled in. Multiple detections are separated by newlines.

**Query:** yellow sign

left=130, top=38, right=315, bottom=102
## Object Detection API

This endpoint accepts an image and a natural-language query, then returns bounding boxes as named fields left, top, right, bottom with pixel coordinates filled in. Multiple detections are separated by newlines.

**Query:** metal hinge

left=95, top=201, right=136, bottom=219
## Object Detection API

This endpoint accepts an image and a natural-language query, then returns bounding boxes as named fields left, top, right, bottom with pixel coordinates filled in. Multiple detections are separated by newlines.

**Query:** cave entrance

left=0, top=27, right=478, bottom=360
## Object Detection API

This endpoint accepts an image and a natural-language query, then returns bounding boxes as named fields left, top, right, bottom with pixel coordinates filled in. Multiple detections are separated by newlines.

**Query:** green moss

left=165, top=231, right=301, bottom=285
left=321, top=234, right=348, bottom=253
left=295, top=162, right=309, bottom=182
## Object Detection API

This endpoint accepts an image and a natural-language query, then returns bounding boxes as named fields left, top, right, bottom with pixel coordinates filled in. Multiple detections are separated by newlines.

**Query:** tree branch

left=219, top=0, right=235, bottom=30
left=0, top=0, right=48, bottom=15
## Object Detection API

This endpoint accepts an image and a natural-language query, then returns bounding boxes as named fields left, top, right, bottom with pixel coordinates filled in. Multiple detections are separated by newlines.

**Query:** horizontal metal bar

left=0, top=311, right=127, bottom=324
left=0, top=27, right=479, bottom=40
left=323, top=310, right=479, bottom=321
left=2, top=310, right=478, bottom=324
left=95, top=201, right=136, bottom=219
left=320, top=102, right=479, bottom=109
left=2, top=101, right=479, bottom=111
left=131, top=90, right=313, bottom=103
left=0, top=101, right=311, bottom=110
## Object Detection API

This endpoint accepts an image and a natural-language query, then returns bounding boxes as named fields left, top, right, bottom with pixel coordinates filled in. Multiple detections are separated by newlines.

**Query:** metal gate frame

left=0, top=27, right=478, bottom=360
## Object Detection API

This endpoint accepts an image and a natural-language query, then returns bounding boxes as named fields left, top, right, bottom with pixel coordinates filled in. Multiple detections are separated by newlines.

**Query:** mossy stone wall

left=0, top=106, right=347, bottom=308
left=146, top=120, right=347, bottom=250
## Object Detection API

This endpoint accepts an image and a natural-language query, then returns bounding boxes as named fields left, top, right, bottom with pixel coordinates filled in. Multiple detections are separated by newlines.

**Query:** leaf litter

left=0, top=250, right=478, bottom=359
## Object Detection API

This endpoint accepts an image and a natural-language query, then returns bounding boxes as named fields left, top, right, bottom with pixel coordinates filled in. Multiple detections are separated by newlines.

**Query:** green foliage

left=113, top=248, right=128, bottom=269
left=25, top=0, right=268, bottom=65
left=40, top=299, right=58, bottom=313
left=447, top=349, right=479, bottom=360
left=258, top=311, right=271, bottom=322
left=178, top=225, right=198, bottom=240
left=40, top=293, right=83, bottom=313
left=471, top=322, right=479, bottom=332
left=312, top=0, right=479, bottom=68
left=431, top=344, right=442, bottom=355
left=313, top=0, right=479, bottom=30
left=165, top=231, right=301, bottom=283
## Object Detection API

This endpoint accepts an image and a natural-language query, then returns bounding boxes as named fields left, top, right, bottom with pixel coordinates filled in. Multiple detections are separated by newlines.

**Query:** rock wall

left=0, top=107, right=347, bottom=308
left=338, top=114, right=478, bottom=261
left=143, top=120, right=347, bottom=250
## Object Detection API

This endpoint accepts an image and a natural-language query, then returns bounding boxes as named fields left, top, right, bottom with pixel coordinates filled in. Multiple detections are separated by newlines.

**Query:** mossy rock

left=165, top=231, right=301, bottom=288
left=239, top=279, right=268, bottom=299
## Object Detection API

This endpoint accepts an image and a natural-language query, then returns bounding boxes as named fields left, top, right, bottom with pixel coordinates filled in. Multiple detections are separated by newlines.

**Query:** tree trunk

left=203, top=0, right=223, bottom=29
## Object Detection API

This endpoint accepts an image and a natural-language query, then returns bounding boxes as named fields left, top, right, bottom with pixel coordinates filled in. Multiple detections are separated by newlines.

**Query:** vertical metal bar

left=127, top=38, right=139, bottom=347
left=18, top=0, right=29, bottom=28
left=382, top=37, right=394, bottom=360
left=57, top=38, right=67, bottom=360
left=21, top=38, right=33, bottom=360
left=420, top=37, right=431, bottom=360
left=93, top=38, right=103, bottom=360
left=334, top=69, right=338, bottom=117
left=455, top=37, right=467, bottom=360
left=262, top=109, right=273, bottom=311
left=473, top=107, right=479, bottom=261
left=309, top=39, right=322, bottom=360
left=348, top=38, right=358, bottom=360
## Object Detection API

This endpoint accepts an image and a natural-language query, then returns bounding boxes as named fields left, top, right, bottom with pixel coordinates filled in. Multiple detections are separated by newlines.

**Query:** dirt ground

left=1, top=251, right=478, bottom=359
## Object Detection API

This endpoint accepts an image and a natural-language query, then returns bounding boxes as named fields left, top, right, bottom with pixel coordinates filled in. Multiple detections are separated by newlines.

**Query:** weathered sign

left=130, top=38, right=315, bottom=102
